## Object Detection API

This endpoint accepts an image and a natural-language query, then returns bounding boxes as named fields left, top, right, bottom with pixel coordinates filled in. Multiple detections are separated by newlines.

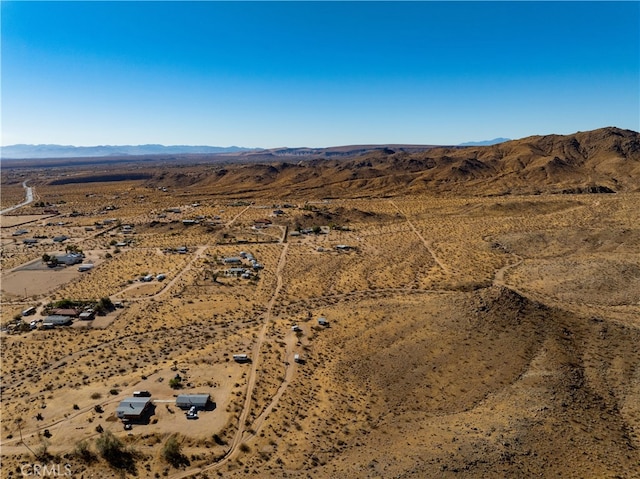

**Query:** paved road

left=0, top=180, right=34, bottom=215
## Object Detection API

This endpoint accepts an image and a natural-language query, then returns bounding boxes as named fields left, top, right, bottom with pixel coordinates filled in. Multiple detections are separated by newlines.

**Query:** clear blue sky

left=2, top=1, right=638, bottom=148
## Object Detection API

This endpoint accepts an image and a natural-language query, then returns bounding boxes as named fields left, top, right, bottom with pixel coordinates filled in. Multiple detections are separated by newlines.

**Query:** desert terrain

left=1, top=127, right=639, bottom=478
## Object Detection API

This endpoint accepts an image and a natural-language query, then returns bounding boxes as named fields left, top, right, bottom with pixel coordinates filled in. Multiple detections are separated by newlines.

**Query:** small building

left=42, top=315, right=72, bottom=328
left=78, top=264, right=94, bottom=272
left=225, top=267, right=246, bottom=277
left=116, top=397, right=153, bottom=421
left=175, top=394, right=211, bottom=410
left=317, top=317, right=329, bottom=327
left=223, top=257, right=242, bottom=265
left=335, top=245, right=353, bottom=251
left=166, top=208, right=182, bottom=213
left=79, top=310, right=95, bottom=320
left=13, top=229, right=29, bottom=236
left=233, top=354, right=250, bottom=363
left=53, top=235, right=68, bottom=243
left=43, top=208, right=59, bottom=215
left=54, top=254, right=82, bottom=265
left=23, top=238, right=38, bottom=245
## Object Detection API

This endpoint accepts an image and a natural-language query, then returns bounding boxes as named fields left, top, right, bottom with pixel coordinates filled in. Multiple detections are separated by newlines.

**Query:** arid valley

left=1, top=127, right=640, bottom=478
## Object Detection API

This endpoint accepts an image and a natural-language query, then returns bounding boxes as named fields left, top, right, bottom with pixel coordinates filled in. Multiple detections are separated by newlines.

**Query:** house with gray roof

left=116, top=397, right=153, bottom=421
left=176, top=394, right=211, bottom=410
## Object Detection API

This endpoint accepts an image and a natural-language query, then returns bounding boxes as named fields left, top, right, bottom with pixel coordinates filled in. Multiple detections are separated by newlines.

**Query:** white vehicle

left=22, top=306, right=36, bottom=316
left=186, top=406, right=198, bottom=419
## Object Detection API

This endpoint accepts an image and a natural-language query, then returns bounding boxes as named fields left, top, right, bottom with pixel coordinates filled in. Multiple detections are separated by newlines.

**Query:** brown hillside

left=140, top=127, right=639, bottom=198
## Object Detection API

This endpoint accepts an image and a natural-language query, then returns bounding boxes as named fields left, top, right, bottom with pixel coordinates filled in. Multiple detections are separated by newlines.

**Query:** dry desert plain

left=1, top=161, right=640, bottom=479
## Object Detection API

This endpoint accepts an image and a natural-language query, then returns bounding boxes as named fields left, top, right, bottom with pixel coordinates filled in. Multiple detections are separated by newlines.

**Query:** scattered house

left=223, top=257, right=242, bottom=265
left=177, top=246, right=188, bottom=254
left=22, top=238, right=38, bottom=245
left=289, top=231, right=301, bottom=237
left=294, top=353, right=304, bottom=364
left=84, top=226, right=94, bottom=231
left=22, top=306, right=37, bottom=316
left=43, top=208, right=59, bottom=215
left=292, top=325, right=302, bottom=332
left=335, top=244, right=353, bottom=251
left=253, top=219, right=272, bottom=229
left=115, top=242, right=128, bottom=247
left=233, top=354, right=250, bottom=363
left=12, top=229, right=29, bottom=237
left=156, top=274, right=166, bottom=281
left=114, top=301, right=125, bottom=308
left=54, top=253, right=83, bottom=265
left=182, top=219, right=197, bottom=226
left=225, top=267, right=246, bottom=277
left=116, top=397, right=153, bottom=422
left=175, top=394, right=211, bottom=410
left=133, top=391, right=151, bottom=397
left=78, top=264, right=94, bottom=272
left=317, top=317, right=329, bottom=327
left=252, top=262, right=264, bottom=270
left=166, top=208, right=182, bottom=213
left=272, top=209, right=285, bottom=216
left=53, top=235, right=68, bottom=243
left=42, top=315, right=72, bottom=328
left=142, top=274, right=153, bottom=282
left=51, top=308, right=80, bottom=317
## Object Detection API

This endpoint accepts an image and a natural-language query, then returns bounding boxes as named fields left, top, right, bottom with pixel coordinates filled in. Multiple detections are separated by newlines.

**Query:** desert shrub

left=74, top=439, right=96, bottom=463
left=95, top=430, right=136, bottom=472
left=90, top=392, right=101, bottom=400
left=162, top=435, right=189, bottom=468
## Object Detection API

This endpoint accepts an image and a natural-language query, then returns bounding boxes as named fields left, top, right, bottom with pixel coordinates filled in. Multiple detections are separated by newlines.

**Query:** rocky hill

left=145, top=127, right=639, bottom=197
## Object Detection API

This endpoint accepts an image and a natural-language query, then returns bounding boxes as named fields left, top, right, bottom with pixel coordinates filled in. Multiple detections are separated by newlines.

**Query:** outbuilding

left=42, top=315, right=72, bottom=328
left=223, top=257, right=243, bottom=265
left=175, top=394, right=211, bottom=410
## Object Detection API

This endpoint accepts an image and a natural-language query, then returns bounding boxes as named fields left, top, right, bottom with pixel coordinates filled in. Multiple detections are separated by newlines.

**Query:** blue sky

left=2, top=1, right=638, bottom=148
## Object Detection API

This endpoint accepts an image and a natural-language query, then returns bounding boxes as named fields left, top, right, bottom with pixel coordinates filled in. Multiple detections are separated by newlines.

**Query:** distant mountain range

left=0, top=144, right=259, bottom=159
left=458, top=138, right=511, bottom=146
left=1, top=138, right=509, bottom=160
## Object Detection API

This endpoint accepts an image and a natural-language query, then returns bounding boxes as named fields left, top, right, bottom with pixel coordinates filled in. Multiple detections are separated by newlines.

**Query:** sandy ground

left=1, top=173, right=639, bottom=478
